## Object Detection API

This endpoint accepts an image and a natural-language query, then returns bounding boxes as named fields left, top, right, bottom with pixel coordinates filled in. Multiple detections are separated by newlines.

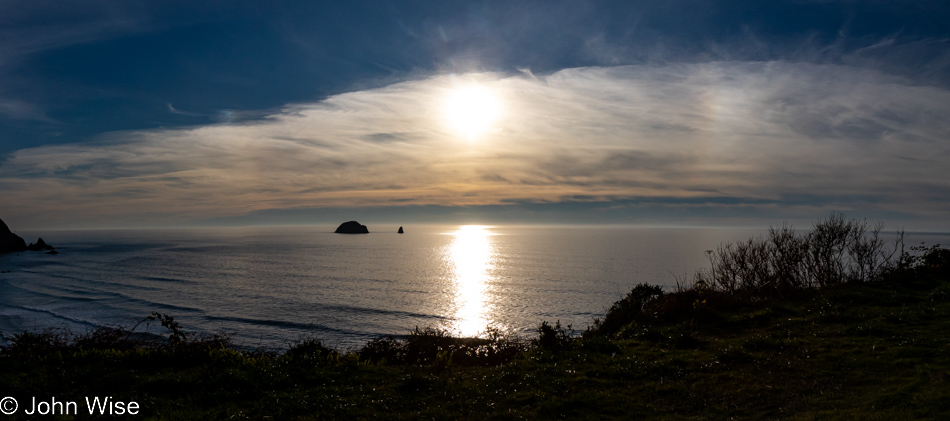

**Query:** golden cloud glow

left=2, top=63, right=950, bottom=228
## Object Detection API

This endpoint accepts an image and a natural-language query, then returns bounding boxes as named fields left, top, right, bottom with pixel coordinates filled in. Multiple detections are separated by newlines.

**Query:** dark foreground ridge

left=0, top=216, right=54, bottom=253
left=0, top=217, right=27, bottom=253
left=334, top=220, right=369, bottom=234
left=2, top=214, right=949, bottom=419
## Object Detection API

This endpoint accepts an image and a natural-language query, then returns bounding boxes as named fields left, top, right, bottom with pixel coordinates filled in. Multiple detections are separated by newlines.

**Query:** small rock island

left=334, top=221, right=369, bottom=234
left=27, top=237, right=55, bottom=251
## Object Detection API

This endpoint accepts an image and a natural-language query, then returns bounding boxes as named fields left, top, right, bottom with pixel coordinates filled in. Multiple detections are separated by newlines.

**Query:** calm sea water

left=0, top=225, right=944, bottom=350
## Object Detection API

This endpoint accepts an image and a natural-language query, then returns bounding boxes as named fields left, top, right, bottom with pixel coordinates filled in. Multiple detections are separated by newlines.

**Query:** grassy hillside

left=2, top=217, right=948, bottom=419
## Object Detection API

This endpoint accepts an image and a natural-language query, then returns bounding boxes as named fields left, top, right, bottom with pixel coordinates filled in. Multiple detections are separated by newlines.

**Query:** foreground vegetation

left=2, top=215, right=949, bottom=419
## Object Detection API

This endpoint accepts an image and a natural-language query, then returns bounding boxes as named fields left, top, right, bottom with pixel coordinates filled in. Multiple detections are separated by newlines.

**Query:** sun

left=443, top=83, right=502, bottom=141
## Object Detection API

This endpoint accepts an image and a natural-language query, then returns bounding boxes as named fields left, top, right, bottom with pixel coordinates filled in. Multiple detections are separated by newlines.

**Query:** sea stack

left=27, top=237, right=55, bottom=251
left=398, top=226, right=404, bottom=234
left=0, top=217, right=28, bottom=253
left=334, top=221, right=369, bottom=234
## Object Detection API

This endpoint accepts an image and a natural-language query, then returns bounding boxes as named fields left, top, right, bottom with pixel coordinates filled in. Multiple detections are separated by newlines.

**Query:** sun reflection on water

left=446, top=225, right=495, bottom=336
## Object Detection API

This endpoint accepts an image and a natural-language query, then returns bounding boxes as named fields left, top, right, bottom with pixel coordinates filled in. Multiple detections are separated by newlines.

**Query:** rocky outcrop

left=1, top=217, right=55, bottom=253
left=398, top=226, right=404, bottom=234
left=334, top=221, right=369, bottom=234
left=27, top=237, right=55, bottom=251
left=0, top=217, right=28, bottom=253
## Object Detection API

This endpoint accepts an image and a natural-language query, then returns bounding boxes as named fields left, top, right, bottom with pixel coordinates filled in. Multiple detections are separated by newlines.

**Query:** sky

left=1, top=0, right=949, bottom=230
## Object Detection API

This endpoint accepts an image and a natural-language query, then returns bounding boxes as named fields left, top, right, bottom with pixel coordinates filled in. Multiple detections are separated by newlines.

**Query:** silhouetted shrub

left=283, top=338, right=338, bottom=364
left=2, top=324, right=153, bottom=356
left=136, top=312, right=231, bottom=355
left=899, top=243, right=950, bottom=273
left=924, top=246, right=950, bottom=269
left=1, top=329, right=70, bottom=356
left=145, top=312, right=189, bottom=346
left=0, top=312, right=235, bottom=360
left=402, top=327, right=457, bottom=364
left=73, top=326, right=141, bottom=351
left=582, top=214, right=941, bottom=341
left=357, top=326, right=527, bottom=366
left=588, top=283, right=663, bottom=337
left=358, top=335, right=404, bottom=364
left=533, top=320, right=574, bottom=350
left=694, top=212, right=903, bottom=295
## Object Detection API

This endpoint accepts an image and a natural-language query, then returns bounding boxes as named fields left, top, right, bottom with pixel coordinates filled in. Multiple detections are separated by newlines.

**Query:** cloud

left=166, top=103, right=204, bottom=117
left=0, top=99, right=50, bottom=121
left=0, top=2, right=148, bottom=61
left=2, top=61, right=949, bottom=228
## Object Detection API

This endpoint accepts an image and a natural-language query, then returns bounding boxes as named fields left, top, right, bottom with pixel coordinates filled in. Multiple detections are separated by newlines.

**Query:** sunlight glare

left=446, top=225, right=495, bottom=336
left=443, top=83, right=502, bottom=141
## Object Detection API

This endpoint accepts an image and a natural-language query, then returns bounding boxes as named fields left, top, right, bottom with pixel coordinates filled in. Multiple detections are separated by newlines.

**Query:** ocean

left=0, top=225, right=943, bottom=350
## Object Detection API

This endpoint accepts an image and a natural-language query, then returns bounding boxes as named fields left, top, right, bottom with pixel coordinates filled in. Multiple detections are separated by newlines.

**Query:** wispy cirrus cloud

left=2, top=61, right=949, bottom=228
